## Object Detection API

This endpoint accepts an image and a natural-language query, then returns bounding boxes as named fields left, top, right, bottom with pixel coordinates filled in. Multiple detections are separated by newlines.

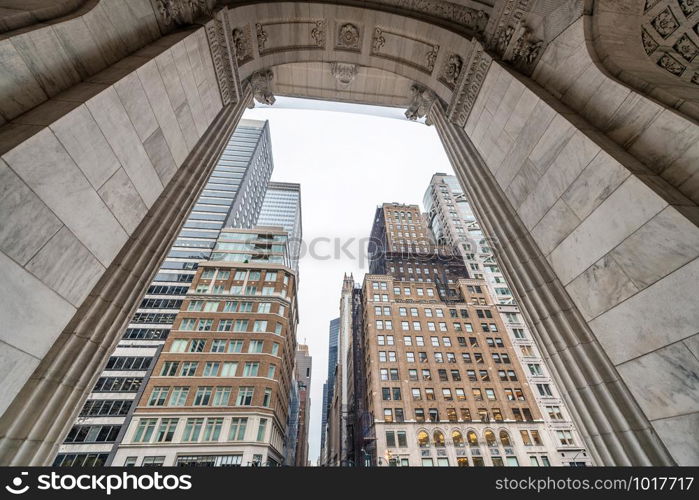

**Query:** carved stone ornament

left=256, top=23, right=268, bottom=50
left=440, top=54, right=463, bottom=88
left=331, top=62, right=359, bottom=88
left=447, top=42, right=493, bottom=127
left=405, top=83, right=436, bottom=121
left=204, top=13, right=239, bottom=106
left=153, top=0, right=214, bottom=26
left=337, top=23, right=360, bottom=50
left=250, top=69, right=276, bottom=105
left=426, top=45, right=440, bottom=72
left=373, top=27, right=386, bottom=51
left=232, top=26, right=253, bottom=64
left=311, top=20, right=327, bottom=47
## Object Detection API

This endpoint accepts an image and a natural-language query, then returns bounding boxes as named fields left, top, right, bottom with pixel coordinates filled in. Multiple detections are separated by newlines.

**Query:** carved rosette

left=439, top=53, right=464, bottom=89
left=447, top=42, right=493, bottom=128
left=331, top=62, right=359, bottom=88
left=204, top=10, right=240, bottom=106
left=337, top=23, right=360, bottom=50
left=405, top=83, right=436, bottom=121
left=250, top=69, right=276, bottom=105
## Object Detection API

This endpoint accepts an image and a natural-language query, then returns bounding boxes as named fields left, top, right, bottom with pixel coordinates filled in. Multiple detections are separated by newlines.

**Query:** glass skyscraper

left=257, top=182, right=302, bottom=273
left=53, top=120, right=274, bottom=467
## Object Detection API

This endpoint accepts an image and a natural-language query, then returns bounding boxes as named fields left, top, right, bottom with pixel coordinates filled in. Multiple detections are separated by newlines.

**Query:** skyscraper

left=111, top=227, right=299, bottom=466
left=423, top=173, right=591, bottom=465
left=257, top=182, right=302, bottom=273
left=320, top=317, right=339, bottom=461
left=53, top=120, right=274, bottom=467
left=348, top=203, right=589, bottom=466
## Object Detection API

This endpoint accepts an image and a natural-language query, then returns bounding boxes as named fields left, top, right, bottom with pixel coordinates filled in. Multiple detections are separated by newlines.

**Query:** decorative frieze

left=405, top=83, right=436, bottom=121
left=250, top=69, right=276, bottom=105
left=254, top=19, right=327, bottom=55
left=377, top=0, right=489, bottom=35
left=204, top=11, right=240, bottom=106
left=446, top=42, right=492, bottom=128
left=371, top=27, right=440, bottom=74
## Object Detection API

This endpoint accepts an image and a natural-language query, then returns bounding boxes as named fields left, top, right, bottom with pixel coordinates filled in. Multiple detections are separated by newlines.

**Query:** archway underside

left=0, top=0, right=697, bottom=467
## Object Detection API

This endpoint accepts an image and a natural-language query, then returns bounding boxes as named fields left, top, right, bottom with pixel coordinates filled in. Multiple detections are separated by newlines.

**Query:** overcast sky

left=242, top=97, right=455, bottom=464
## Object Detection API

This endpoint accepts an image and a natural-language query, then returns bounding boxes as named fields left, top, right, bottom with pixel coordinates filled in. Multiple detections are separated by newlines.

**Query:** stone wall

left=462, top=38, right=699, bottom=464
left=0, top=26, right=223, bottom=421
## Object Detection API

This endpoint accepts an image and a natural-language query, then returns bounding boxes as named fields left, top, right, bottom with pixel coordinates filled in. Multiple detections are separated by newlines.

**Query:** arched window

left=433, top=430, right=445, bottom=447
left=500, top=430, right=511, bottom=447
left=485, top=430, right=496, bottom=447
left=417, top=430, right=429, bottom=448
left=452, top=430, right=464, bottom=447
left=467, top=430, right=479, bottom=447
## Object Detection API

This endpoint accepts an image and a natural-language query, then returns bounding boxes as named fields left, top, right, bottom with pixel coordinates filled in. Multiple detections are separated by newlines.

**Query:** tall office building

left=257, top=182, right=302, bottom=273
left=344, top=203, right=589, bottom=466
left=53, top=120, right=274, bottom=467
left=320, top=317, right=339, bottom=461
left=423, top=174, right=590, bottom=465
left=111, top=227, right=299, bottom=466
left=294, top=345, right=312, bottom=466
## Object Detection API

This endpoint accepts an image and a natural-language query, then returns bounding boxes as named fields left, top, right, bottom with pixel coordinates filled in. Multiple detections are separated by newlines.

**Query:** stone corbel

left=446, top=42, right=493, bottom=128
left=250, top=69, right=276, bottom=105
left=331, top=62, right=359, bottom=89
left=405, top=84, right=436, bottom=122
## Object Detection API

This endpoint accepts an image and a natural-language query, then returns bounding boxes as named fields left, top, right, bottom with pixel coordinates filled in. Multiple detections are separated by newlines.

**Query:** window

left=537, top=384, right=553, bottom=397
left=233, top=320, right=248, bottom=332
left=211, top=340, right=226, bottom=352
left=168, top=387, right=189, bottom=406
left=170, top=339, right=187, bottom=352
left=408, top=369, right=418, bottom=381
left=155, top=418, right=178, bottom=442
left=383, top=409, right=393, bottom=422
left=221, top=362, right=237, bottom=377
left=148, top=387, right=170, bottom=406
left=160, top=361, right=179, bottom=376
left=193, top=387, right=212, bottom=406
left=557, top=430, right=575, bottom=446
left=228, top=340, right=243, bottom=353
left=253, top=320, right=267, bottom=332
left=248, top=340, right=264, bottom=353
left=180, top=362, right=198, bottom=376
left=189, top=339, right=205, bottom=352
left=212, top=387, right=231, bottom=406
left=243, top=362, right=259, bottom=377
left=229, top=417, right=247, bottom=441
left=182, top=418, right=204, bottom=442
left=546, top=406, right=563, bottom=420
left=133, top=418, right=157, bottom=443
left=203, top=362, right=220, bottom=377
left=236, top=387, right=254, bottom=406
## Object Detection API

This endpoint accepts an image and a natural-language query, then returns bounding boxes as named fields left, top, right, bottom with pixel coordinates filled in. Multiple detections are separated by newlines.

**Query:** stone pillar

left=0, top=6, right=250, bottom=465
left=431, top=100, right=678, bottom=466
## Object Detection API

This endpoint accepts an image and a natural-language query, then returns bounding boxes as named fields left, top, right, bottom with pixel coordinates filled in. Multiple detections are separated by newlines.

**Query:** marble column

left=431, top=100, right=677, bottom=466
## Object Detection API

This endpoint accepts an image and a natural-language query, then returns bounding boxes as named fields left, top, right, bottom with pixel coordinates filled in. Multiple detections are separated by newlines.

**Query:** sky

left=242, top=97, right=455, bottom=464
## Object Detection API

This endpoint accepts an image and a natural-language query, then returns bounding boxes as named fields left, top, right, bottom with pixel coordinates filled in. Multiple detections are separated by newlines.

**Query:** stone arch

left=0, top=0, right=697, bottom=467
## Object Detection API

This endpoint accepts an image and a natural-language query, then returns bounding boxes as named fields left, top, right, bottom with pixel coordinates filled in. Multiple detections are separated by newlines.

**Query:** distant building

left=294, top=345, right=312, bottom=466
left=258, top=182, right=302, bottom=273
left=111, top=227, right=299, bottom=466
left=320, top=317, right=339, bottom=462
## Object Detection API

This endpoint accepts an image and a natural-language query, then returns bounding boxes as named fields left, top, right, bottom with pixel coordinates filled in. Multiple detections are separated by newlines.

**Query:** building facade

left=110, top=227, right=299, bottom=467
left=294, top=344, right=312, bottom=466
left=356, top=203, right=589, bottom=466
left=257, top=182, right=303, bottom=273
left=53, top=120, right=274, bottom=467
left=424, top=174, right=591, bottom=465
